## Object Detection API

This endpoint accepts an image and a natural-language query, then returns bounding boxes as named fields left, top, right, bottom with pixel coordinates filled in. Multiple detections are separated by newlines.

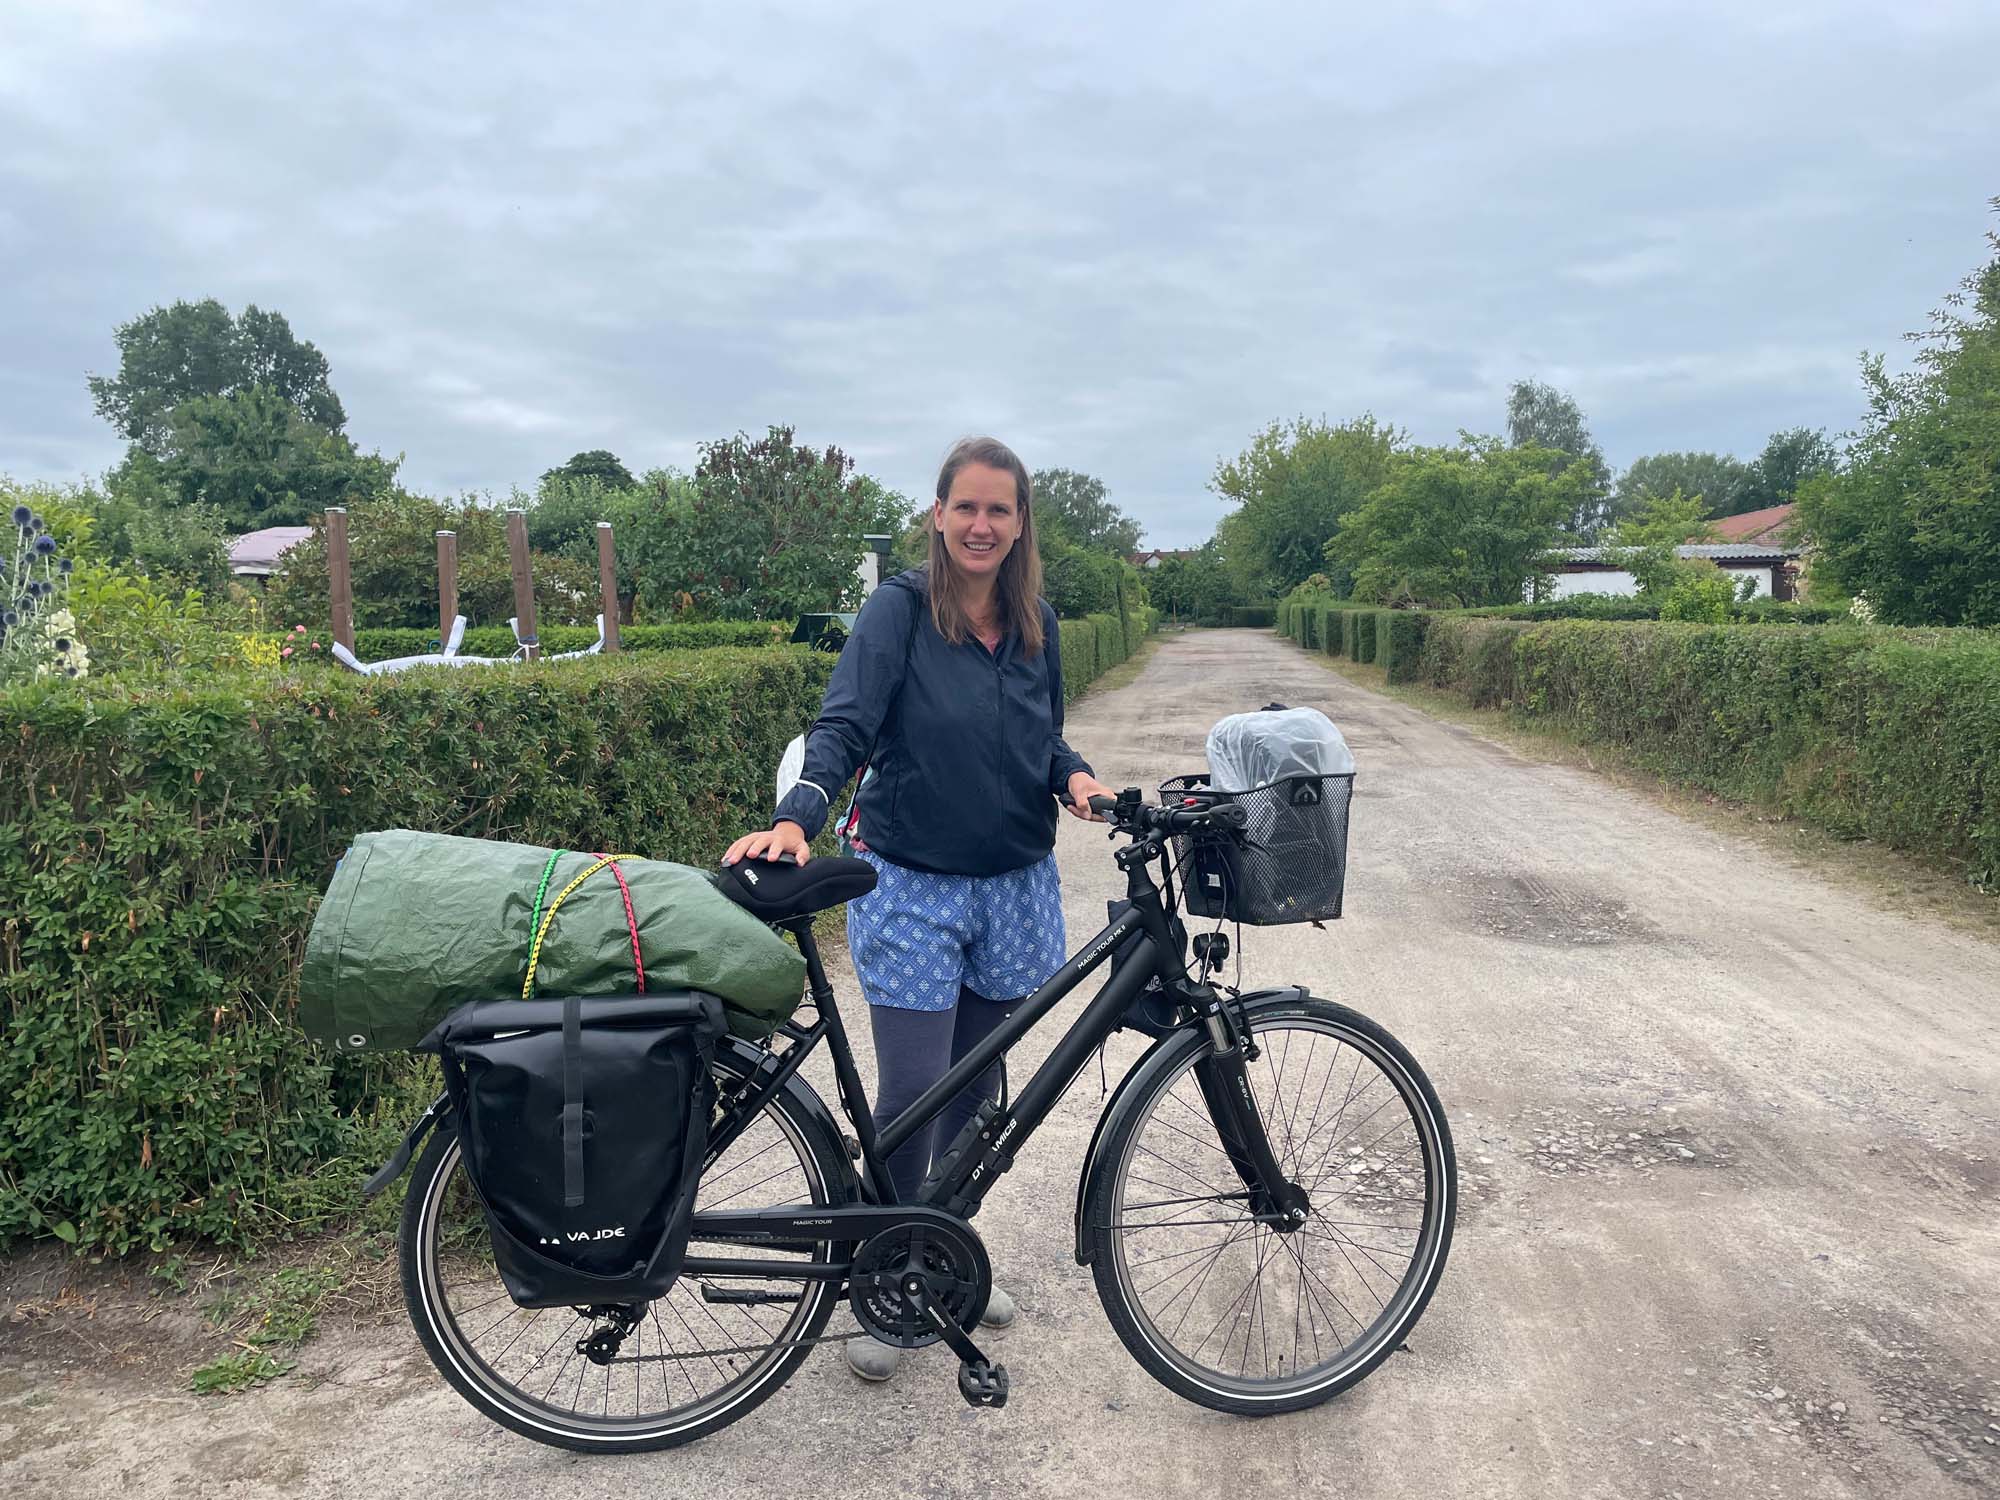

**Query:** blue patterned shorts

left=846, top=850, right=1068, bottom=1012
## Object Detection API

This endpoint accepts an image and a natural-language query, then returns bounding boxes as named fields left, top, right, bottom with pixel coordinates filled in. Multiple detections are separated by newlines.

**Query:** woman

left=723, top=435, right=1116, bottom=1382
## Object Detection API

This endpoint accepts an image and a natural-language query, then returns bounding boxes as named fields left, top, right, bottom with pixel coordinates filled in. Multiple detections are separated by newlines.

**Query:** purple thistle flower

left=33, top=534, right=57, bottom=555
left=10, top=505, right=30, bottom=529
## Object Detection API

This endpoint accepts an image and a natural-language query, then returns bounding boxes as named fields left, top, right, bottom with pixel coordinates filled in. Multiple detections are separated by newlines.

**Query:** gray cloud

left=2, top=0, right=1996, bottom=545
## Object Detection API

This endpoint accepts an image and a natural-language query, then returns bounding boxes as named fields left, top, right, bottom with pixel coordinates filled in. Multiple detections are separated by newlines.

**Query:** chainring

left=848, top=1219, right=991, bottom=1349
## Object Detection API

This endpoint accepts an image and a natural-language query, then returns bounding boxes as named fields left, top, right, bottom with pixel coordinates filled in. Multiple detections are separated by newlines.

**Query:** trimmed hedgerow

left=1377, top=610, right=1431, bottom=683
left=1352, top=610, right=1378, bottom=664
left=353, top=619, right=787, bottom=661
left=0, top=649, right=832, bottom=1253
left=1416, top=618, right=2000, bottom=886
left=1230, top=604, right=1276, bottom=628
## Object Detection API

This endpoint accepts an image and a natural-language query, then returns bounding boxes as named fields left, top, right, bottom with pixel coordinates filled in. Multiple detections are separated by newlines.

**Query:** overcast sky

left=3, top=2, right=1996, bottom=547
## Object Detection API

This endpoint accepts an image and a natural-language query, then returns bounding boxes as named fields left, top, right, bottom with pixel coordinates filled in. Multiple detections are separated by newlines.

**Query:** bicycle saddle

left=715, top=854, right=878, bottom=922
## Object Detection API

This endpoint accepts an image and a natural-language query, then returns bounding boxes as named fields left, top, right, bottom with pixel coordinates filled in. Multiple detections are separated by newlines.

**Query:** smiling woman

left=722, top=434, right=1118, bottom=1381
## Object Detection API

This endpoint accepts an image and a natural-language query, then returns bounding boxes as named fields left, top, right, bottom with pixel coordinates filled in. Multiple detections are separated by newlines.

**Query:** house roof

left=1556, top=542, right=1799, bottom=567
left=227, top=526, right=314, bottom=574
left=1129, top=548, right=1200, bottom=567
left=1710, top=502, right=1798, bottom=546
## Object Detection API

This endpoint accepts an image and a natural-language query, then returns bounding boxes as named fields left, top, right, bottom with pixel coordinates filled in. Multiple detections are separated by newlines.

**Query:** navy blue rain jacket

left=772, top=569, right=1093, bottom=876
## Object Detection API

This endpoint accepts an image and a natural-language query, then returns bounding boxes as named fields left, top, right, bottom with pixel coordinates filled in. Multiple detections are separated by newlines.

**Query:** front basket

left=1159, top=771, right=1353, bottom=925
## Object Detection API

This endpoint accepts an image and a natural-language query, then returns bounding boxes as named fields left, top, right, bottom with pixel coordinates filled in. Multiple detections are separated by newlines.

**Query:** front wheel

left=1084, top=995, right=1455, bottom=1414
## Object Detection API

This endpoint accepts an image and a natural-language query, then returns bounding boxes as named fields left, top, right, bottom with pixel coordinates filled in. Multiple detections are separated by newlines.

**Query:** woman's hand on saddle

left=723, top=820, right=811, bottom=867
left=1064, top=771, right=1118, bottom=822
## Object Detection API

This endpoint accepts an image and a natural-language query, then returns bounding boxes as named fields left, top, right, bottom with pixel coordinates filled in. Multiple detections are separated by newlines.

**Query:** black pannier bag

left=423, top=991, right=725, bottom=1309
left=1162, top=704, right=1357, bottom=926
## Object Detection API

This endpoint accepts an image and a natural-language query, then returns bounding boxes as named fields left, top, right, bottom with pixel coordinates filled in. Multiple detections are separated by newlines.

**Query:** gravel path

left=5, top=627, right=1996, bottom=1499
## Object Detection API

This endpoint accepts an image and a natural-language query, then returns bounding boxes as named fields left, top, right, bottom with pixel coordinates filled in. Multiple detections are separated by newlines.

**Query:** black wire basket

left=1159, top=771, right=1353, bottom=925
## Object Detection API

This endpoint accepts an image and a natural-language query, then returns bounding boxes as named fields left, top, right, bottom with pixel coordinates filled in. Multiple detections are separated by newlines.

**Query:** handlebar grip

left=1088, top=794, right=1118, bottom=816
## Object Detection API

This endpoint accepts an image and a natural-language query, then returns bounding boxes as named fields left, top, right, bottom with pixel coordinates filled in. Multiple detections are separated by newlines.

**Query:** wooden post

left=596, top=522, right=622, bottom=653
left=436, top=530, right=457, bottom=646
left=327, top=506, right=354, bottom=652
left=505, top=510, right=539, bottom=660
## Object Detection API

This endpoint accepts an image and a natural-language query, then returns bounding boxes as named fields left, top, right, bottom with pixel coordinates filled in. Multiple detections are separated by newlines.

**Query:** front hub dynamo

left=849, top=1220, right=990, bottom=1349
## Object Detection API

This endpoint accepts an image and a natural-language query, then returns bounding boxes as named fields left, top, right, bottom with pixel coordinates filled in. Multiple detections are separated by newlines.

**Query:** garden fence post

left=436, top=530, right=457, bottom=646
left=596, top=521, right=621, bottom=653
left=506, top=510, right=539, bottom=660
left=327, top=506, right=354, bottom=652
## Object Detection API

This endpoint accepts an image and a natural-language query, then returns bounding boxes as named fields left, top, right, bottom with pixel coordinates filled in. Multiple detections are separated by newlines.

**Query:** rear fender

left=1073, top=986, right=1307, bottom=1264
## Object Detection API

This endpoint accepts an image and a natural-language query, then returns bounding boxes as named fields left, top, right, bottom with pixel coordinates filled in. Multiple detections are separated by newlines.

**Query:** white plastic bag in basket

left=1205, top=706, right=1354, bottom=792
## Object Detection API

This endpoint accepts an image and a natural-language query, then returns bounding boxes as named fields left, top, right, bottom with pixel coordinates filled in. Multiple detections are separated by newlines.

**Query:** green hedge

left=353, top=620, right=788, bottom=661
left=0, top=650, right=834, bottom=1253
left=1229, top=604, right=1277, bottom=628
left=1352, top=611, right=1378, bottom=664
left=1459, top=595, right=1849, bottom=626
left=1416, top=618, right=2000, bottom=884
left=1377, top=610, right=1431, bottom=683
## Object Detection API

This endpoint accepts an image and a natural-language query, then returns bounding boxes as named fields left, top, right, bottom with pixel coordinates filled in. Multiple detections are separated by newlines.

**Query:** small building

left=1129, top=548, right=1199, bottom=569
left=1549, top=542, right=1802, bottom=600
left=227, top=525, right=313, bottom=584
left=1709, top=502, right=1798, bottom=547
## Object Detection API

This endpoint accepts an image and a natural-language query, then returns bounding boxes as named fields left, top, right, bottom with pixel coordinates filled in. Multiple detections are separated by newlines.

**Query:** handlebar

left=1089, top=790, right=1248, bottom=838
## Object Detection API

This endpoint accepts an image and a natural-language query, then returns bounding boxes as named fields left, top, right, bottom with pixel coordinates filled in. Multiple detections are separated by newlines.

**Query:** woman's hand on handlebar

left=1065, top=771, right=1119, bottom=822
left=723, top=820, right=810, bottom=867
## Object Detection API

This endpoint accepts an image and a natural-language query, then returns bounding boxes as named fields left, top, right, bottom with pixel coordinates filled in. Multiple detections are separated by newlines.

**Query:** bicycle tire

left=1084, top=995, right=1455, bottom=1414
left=399, top=1047, right=854, bottom=1452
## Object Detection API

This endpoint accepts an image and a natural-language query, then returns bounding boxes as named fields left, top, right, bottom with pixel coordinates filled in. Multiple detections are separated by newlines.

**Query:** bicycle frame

left=679, top=823, right=1300, bottom=1283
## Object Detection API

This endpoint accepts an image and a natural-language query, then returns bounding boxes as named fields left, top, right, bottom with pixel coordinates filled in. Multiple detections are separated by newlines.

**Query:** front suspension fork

left=1191, top=1000, right=1309, bottom=1228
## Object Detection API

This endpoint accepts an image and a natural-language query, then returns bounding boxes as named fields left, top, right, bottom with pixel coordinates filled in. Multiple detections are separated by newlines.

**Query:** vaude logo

left=540, top=1227, right=626, bottom=1244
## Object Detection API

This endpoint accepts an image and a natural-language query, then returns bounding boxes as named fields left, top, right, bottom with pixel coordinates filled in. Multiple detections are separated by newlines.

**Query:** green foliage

left=1606, top=489, right=1719, bottom=596
left=1149, top=545, right=1241, bottom=625
left=1042, top=539, right=1124, bottom=618
left=1377, top=610, right=1430, bottom=682
left=1031, top=469, right=1142, bottom=555
left=1736, top=426, right=1841, bottom=516
left=666, top=426, right=903, bottom=620
left=191, top=1349, right=295, bottom=1396
left=92, top=491, right=234, bottom=595
left=1417, top=616, right=1531, bottom=706
left=541, top=450, right=636, bottom=491
left=1506, top=379, right=1612, bottom=536
left=1351, top=609, right=1378, bottom=663
left=1459, top=594, right=1847, bottom=625
left=1211, top=415, right=1403, bottom=597
left=1655, top=560, right=1739, bottom=624
left=1796, top=211, right=2000, bottom=626
left=0, top=648, right=835, bottom=1253
left=265, top=491, right=599, bottom=632
left=1330, top=436, right=1583, bottom=607
left=1228, top=604, right=1276, bottom=627
left=1613, top=451, right=1753, bottom=522
left=113, top=388, right=398, bottom=531
left=89, top=299, right=346, bottom=455
left=351, top=620, right=786, bottom=661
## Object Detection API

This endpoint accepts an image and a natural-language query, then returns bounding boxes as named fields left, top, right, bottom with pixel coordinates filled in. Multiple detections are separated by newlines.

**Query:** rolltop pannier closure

left=1162, top=704, right=1356, bottom=925
left=423, top=991, right=725, bottom=1309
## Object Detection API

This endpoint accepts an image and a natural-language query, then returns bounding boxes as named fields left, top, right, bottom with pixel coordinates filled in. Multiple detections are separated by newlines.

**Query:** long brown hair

left=926, top=435, right=1046, bottom=655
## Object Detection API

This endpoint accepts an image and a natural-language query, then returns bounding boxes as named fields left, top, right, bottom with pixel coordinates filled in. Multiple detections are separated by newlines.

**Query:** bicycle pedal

left=958, top=1358, right=1009, bottom=1408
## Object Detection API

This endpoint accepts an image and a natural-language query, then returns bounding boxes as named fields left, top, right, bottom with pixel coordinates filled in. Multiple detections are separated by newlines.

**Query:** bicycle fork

left=1191, top=997, right=1311, bottom=1231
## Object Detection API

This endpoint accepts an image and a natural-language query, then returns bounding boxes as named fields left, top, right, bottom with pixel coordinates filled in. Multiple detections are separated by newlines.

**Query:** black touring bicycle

left=367, top=728, right=1456, bottom=1453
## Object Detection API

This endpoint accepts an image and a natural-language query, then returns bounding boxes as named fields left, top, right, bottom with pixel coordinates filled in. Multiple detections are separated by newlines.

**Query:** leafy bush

left=1418, top=616, right=1530, bottom=705
left=1229, top=604, right=1276, bottom=628
left=1042, top=541, right=1124, bottom=619
left=0, top=648, right=835, bottom=1253
left=1377, top=610, right=1431, bottom=683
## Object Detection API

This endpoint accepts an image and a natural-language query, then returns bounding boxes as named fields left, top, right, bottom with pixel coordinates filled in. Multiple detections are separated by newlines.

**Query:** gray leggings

left=868, top=988, right=1016, bottom=1201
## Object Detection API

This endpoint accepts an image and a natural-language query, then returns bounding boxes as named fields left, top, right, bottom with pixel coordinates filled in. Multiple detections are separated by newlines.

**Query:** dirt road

left=6, top=628, right=1997, bottom=1499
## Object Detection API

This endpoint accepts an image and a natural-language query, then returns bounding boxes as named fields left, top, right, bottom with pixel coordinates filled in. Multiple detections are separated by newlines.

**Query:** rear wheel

left=1085, top=996, right=1455, bottom=1414
left=399, top=1048, right=853, bottom=1452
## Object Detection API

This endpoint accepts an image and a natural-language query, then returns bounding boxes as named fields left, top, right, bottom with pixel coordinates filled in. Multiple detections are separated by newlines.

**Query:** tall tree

left=541, top=449, right=637, bottom=491
left=1211, top=415, right=1403, bottom=597
left=1734, top=427, right=1841, bottom=515
left=1029, top=468, right=1143, bottom=555
left=1328, top=436, right=1585, bottom=608
left=1797, top=209, right=2000, bottom=626
left=1612, top=451, right=1751, bottom=521
left=88, top=299, right=347, bottom=454
left=657, top=426, right=895, bottom=619
left=1506, top=379, right=1612, bottom=537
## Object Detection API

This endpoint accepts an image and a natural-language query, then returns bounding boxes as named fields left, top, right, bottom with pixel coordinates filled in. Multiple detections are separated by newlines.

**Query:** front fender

left=1072, top=986, right=1307, bottom=1264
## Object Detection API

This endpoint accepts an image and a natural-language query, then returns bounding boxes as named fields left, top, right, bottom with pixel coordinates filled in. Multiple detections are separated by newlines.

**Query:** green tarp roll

left=300, top=830, right=806, bottom=1052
